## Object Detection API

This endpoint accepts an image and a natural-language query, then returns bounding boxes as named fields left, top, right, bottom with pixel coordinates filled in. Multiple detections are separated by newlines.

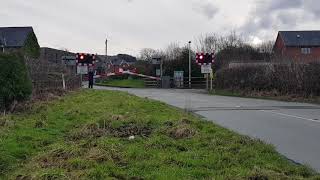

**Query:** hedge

left=0, top=53, right=32, bottom=110
left=215, top=62, right=320, bottom=97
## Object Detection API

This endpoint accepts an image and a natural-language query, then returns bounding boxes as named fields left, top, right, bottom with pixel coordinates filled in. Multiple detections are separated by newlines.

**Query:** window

left=301, top=48, right=311, bottom=54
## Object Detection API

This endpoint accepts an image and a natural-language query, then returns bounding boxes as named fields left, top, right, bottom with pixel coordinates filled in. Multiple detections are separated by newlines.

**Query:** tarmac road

left=94, top=86, right=320, bottom=171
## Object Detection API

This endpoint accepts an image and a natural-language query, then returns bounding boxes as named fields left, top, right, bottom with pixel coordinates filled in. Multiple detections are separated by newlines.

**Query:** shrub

left=215, top=62, right=320, bottom=97
left=0, top=53, right=32, bottom=111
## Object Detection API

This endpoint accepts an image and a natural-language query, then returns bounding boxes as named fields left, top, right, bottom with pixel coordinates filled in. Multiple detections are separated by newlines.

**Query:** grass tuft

left=96, top=79, right=146, bottom=88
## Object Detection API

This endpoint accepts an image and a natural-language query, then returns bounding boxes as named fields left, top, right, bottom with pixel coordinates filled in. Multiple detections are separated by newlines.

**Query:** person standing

left=88, top=70, right=94, bottom=89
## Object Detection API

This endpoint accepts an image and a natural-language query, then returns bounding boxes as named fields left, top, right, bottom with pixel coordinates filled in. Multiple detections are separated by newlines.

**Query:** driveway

left=94, top=86, right=320, bottom=171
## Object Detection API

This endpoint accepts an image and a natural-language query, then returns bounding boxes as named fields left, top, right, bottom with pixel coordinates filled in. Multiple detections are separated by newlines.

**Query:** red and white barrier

left=98, top=71, right=160, bottom=80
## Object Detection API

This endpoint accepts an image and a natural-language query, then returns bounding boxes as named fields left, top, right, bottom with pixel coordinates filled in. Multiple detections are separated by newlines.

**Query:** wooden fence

left=25, top=58, right=81, bottom=97
left=144, top=77, right=206, bottom=89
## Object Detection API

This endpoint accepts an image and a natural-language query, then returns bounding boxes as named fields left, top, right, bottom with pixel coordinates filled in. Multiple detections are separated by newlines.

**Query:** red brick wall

left=283, top=47, right=320, bottom=62
left=274, top=34, right=285, bottom=55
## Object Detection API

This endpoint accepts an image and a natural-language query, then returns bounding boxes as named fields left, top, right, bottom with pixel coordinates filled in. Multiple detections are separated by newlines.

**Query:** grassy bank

left=0, top=90, right=319, bottom=179
left=210, top=89, right=320, bottom=104
left=96, top=79, right=145, bottom=88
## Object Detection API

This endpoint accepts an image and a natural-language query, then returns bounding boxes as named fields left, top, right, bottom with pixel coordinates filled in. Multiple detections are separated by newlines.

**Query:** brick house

left=0, top=26, right=38, bottom=53
left=96, top=54, right=137, bottom=74
left=273, top=31, right=320, bottom=62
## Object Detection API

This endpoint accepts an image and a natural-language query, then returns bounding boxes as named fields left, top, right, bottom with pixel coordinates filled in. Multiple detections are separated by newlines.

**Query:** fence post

left=210, top=73, right=213, bottom=91
left=206, top=74, right=209, bottom=90
left=80, top=74, right=83, bottom=88
left=62, top=74, right=66, bottom=90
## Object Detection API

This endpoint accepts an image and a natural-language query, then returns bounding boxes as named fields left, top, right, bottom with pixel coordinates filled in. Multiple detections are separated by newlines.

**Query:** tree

left=136, top=48, right=165, bottom=75
left=135, top=60, right=153, bottom=75
left=163, top=47, right=201, bottom=77
left=256, top=40, right=274, bottom=54
left=195, top=31, right=273, bottom=69
left=221, top=31, right=244, bottom=49
left=196, top=33, right=219, bottom=53
left=255, top=41, right=274, bottom=61
left=138, top=48, right=157, bottom=62
left=0, top=53, right=32, bottom=112
left=163, top=42, right=182, bottom=61
left=215, top=44, right=264, bottom=69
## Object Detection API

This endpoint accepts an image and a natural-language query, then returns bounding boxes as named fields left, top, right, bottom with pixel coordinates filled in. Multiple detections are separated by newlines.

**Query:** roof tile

left=0, top=27, right=34, bottom=47
left=279, top=31, right=320, bottom=47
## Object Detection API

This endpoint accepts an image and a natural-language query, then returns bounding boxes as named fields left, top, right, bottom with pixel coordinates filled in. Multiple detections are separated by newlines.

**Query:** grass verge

left=210, top=89, right=320, bottom=104
left=0, top=90, right=319, bottom=179
left=96, top=79, right=145, bottom=88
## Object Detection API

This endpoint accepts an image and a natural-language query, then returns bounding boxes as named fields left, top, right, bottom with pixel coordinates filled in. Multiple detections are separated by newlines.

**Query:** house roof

left=97, top=54, right=137, bottom=66
left=279, top=31, right=320, bottom=47
left=110, top=58, right=125, bottom=66
left=0, top=27, right=34, bottom=47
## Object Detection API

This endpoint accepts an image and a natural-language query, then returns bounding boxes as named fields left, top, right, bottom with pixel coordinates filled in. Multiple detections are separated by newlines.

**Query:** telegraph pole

left=105, top=38, right=108, bottom=61
left=188, top=41, right=192, bottom=89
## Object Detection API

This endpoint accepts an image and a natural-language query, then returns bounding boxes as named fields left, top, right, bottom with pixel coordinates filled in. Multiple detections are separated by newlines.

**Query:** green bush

left=0, top=53, right=32, bottom=110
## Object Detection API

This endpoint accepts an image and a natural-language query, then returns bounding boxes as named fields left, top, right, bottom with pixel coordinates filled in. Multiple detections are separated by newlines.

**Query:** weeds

left=167, top=120, right=197, bottom=139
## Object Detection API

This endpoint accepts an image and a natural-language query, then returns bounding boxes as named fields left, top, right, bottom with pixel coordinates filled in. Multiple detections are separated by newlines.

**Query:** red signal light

left=80, top=55, right=85, bottom=60
left=196, top=52, right=216, bottom=65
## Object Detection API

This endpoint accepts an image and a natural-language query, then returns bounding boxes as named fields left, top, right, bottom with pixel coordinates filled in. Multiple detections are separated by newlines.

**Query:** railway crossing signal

left=196, top=52, right=215, bottom=65
left=76, top=53, right=96, bottom=66
left=196, top=52, right=216, bottom=90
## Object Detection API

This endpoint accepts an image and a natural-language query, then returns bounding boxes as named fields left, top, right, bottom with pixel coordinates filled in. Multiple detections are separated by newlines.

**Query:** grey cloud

left=2, top=0, right=319, bottom=55
left=304, top=0, right=320, bottom=17
left=268, top=0, right=302, bottom=11
left=193, top=2, right=219, bottom=20
left=241, top=0, right=320, bottom=39
left=276, top=11, right=299, bottom=27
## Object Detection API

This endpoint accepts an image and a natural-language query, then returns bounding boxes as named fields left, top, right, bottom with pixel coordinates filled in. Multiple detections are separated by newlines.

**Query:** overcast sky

left=1, top=0, right=320, bottom=56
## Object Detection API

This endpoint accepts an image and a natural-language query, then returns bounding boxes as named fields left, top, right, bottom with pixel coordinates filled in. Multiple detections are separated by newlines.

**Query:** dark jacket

left=88, top=72, right=94, bottom=84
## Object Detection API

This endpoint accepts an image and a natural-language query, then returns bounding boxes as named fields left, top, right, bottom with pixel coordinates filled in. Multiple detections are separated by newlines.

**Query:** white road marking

left=260, top=110, right=320, bottom=124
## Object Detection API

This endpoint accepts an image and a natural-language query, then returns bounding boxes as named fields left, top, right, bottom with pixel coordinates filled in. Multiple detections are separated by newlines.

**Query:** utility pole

left=160, top=58, right=163, bottom=81
left=188, top=41, right=192, bottom=89
left=105, top=38, right=108, bottom=61
left=210, top=72, right=213, bottom=91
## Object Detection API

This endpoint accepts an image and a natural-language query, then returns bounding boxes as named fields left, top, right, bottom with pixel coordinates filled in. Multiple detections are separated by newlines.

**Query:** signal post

left=76, top=53, right=96, bottom=87
left=196, top=52, right=216, bottom=91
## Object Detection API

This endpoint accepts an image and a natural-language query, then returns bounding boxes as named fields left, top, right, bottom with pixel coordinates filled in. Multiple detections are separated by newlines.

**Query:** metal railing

left=144, top=77, right=207, bottom=89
